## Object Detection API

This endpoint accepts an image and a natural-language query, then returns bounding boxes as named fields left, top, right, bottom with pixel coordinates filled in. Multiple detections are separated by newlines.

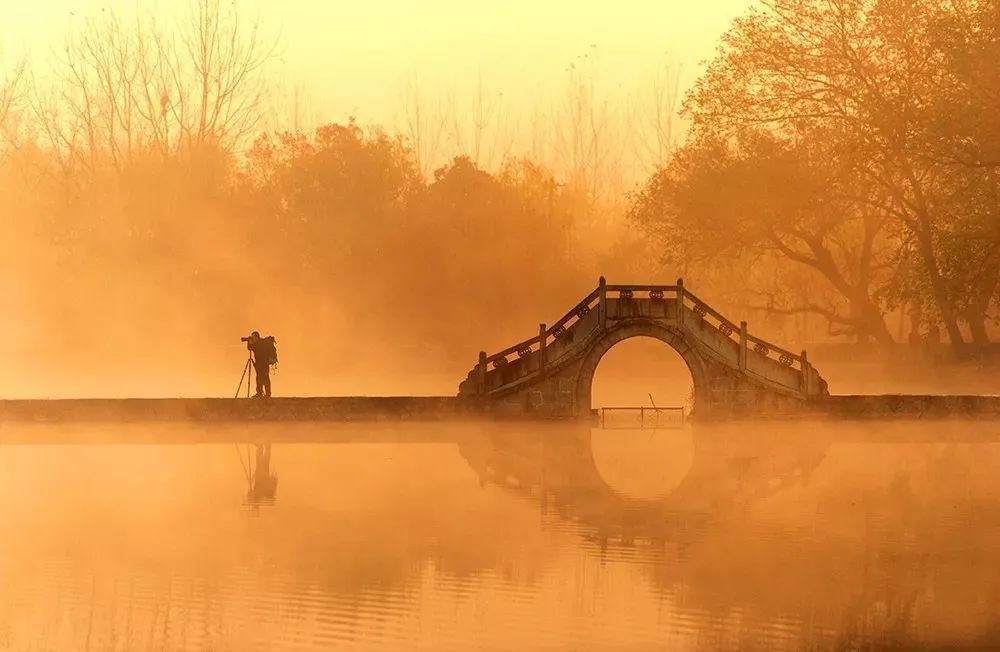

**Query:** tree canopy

left=633, top=0, right=1000, bottom=352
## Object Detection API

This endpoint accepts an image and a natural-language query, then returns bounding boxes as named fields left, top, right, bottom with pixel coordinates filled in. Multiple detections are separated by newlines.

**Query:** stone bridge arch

left=458, top=278, right=829, bottom=419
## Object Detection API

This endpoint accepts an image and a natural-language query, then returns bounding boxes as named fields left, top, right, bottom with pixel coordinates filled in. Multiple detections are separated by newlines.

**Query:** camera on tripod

left=240, top=335, right=253, bottom=342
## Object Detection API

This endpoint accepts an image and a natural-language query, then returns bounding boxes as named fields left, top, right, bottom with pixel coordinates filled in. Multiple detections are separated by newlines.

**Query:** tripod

left=235, top=354, right=256, bottom=398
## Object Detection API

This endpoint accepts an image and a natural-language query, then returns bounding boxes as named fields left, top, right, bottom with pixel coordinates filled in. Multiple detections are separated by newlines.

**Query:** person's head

left=251, top=331, right=260, bottom=339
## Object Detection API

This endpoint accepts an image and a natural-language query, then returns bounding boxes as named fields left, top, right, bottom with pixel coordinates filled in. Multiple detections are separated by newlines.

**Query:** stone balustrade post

left=676, top=277, right=685, bottom=327
left=598, top=276, right=607, bottom=330
left=800, top=350, right=810, bottom=395
left=739, top=321, right=748, bottom=371
left=478, top=350, right=487, bottom=395
left=539, top=323, right=547, bottom=372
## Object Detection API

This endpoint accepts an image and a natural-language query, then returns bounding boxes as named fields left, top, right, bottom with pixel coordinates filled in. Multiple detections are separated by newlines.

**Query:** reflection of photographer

left=242, top=331, right=278, bottom=398
left=247, top=443, right=278, bottom=507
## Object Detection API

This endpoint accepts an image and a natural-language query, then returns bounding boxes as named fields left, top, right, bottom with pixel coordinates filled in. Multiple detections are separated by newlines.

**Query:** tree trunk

left=913, top=227, right=966, bottom=355
left=966, top=290, right=993, bottom=346
left=966, top=260, right=998, bottom=346
left=968, top=315, right=990, bottom=346
left=854, top=295, right=896, bottom=351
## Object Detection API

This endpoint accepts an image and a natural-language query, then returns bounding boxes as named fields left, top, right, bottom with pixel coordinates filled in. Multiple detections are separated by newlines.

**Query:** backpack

left=261, top=336, right=278, bottom=366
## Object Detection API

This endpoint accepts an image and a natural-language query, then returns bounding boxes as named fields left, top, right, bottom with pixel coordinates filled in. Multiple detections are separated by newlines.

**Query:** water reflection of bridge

left=454, top=427, right=831, bottom=545
left=448, top=425, right=1000, bottom=648
left=6, top=422, right=1000, bottom=648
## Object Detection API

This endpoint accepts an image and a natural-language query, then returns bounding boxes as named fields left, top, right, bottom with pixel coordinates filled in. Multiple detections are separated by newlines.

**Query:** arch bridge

left=458, top=278, right=829, bottom=419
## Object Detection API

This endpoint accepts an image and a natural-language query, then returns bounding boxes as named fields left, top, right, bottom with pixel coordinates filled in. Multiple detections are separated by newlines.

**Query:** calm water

left=2, top=420, right=1000, bottom=650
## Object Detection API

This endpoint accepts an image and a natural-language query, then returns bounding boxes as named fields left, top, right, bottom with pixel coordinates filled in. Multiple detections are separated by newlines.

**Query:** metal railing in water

left=599, top=406, right=685, bottom=430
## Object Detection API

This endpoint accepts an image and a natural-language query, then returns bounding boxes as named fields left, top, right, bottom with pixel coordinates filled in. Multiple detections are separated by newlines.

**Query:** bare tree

left=169, top=0, right=276, bottom=151
left=632, top=58, right=682, bottom=172
left=33, top=0, right=276, bottom=171
left=52, top=11, right=149, bottom=170
left=0, top=47, right=26, bottom=153
left=547, top=48, right=633, bottom=212
left=447, top=74, right=516, bottom=172
left=398, top=71, right=451, bottom=177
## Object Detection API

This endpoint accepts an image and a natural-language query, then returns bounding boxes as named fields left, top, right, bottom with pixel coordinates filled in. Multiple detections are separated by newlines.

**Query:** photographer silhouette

left=243, top=331, right=278, bottom=398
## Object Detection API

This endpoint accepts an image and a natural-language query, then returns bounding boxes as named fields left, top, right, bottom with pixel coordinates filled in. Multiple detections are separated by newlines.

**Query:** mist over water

left=2, top=0, right=1000, bottom=648
left=2, top=420, right=1000, bottom=650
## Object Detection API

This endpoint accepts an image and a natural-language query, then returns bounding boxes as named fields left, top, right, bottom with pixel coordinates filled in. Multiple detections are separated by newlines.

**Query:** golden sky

left=1, top=0, right=754, bottom=130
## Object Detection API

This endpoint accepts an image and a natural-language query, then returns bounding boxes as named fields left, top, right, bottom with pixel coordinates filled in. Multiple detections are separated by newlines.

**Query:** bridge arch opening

left=575, top=322, right=708, bottom=419
left=590, top=336, right=694, bottom=415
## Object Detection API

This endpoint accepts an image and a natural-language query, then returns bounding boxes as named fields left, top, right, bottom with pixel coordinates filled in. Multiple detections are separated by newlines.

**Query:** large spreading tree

left=633, top=0, right=1000, bottom=352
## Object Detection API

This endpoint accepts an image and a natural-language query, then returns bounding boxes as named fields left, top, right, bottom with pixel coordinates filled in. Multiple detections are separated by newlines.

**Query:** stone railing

left=469, top=278, right=819, bottom=398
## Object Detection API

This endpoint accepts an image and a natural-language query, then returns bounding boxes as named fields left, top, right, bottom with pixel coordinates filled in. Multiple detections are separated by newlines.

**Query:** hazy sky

left=0, top=0, right=754, bottom=129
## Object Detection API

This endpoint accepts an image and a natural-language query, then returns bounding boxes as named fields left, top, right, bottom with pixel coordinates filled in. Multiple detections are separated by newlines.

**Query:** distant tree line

left=0, top=1, right=648, bottom=379
left=0, top=0, right=996, bottom=387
